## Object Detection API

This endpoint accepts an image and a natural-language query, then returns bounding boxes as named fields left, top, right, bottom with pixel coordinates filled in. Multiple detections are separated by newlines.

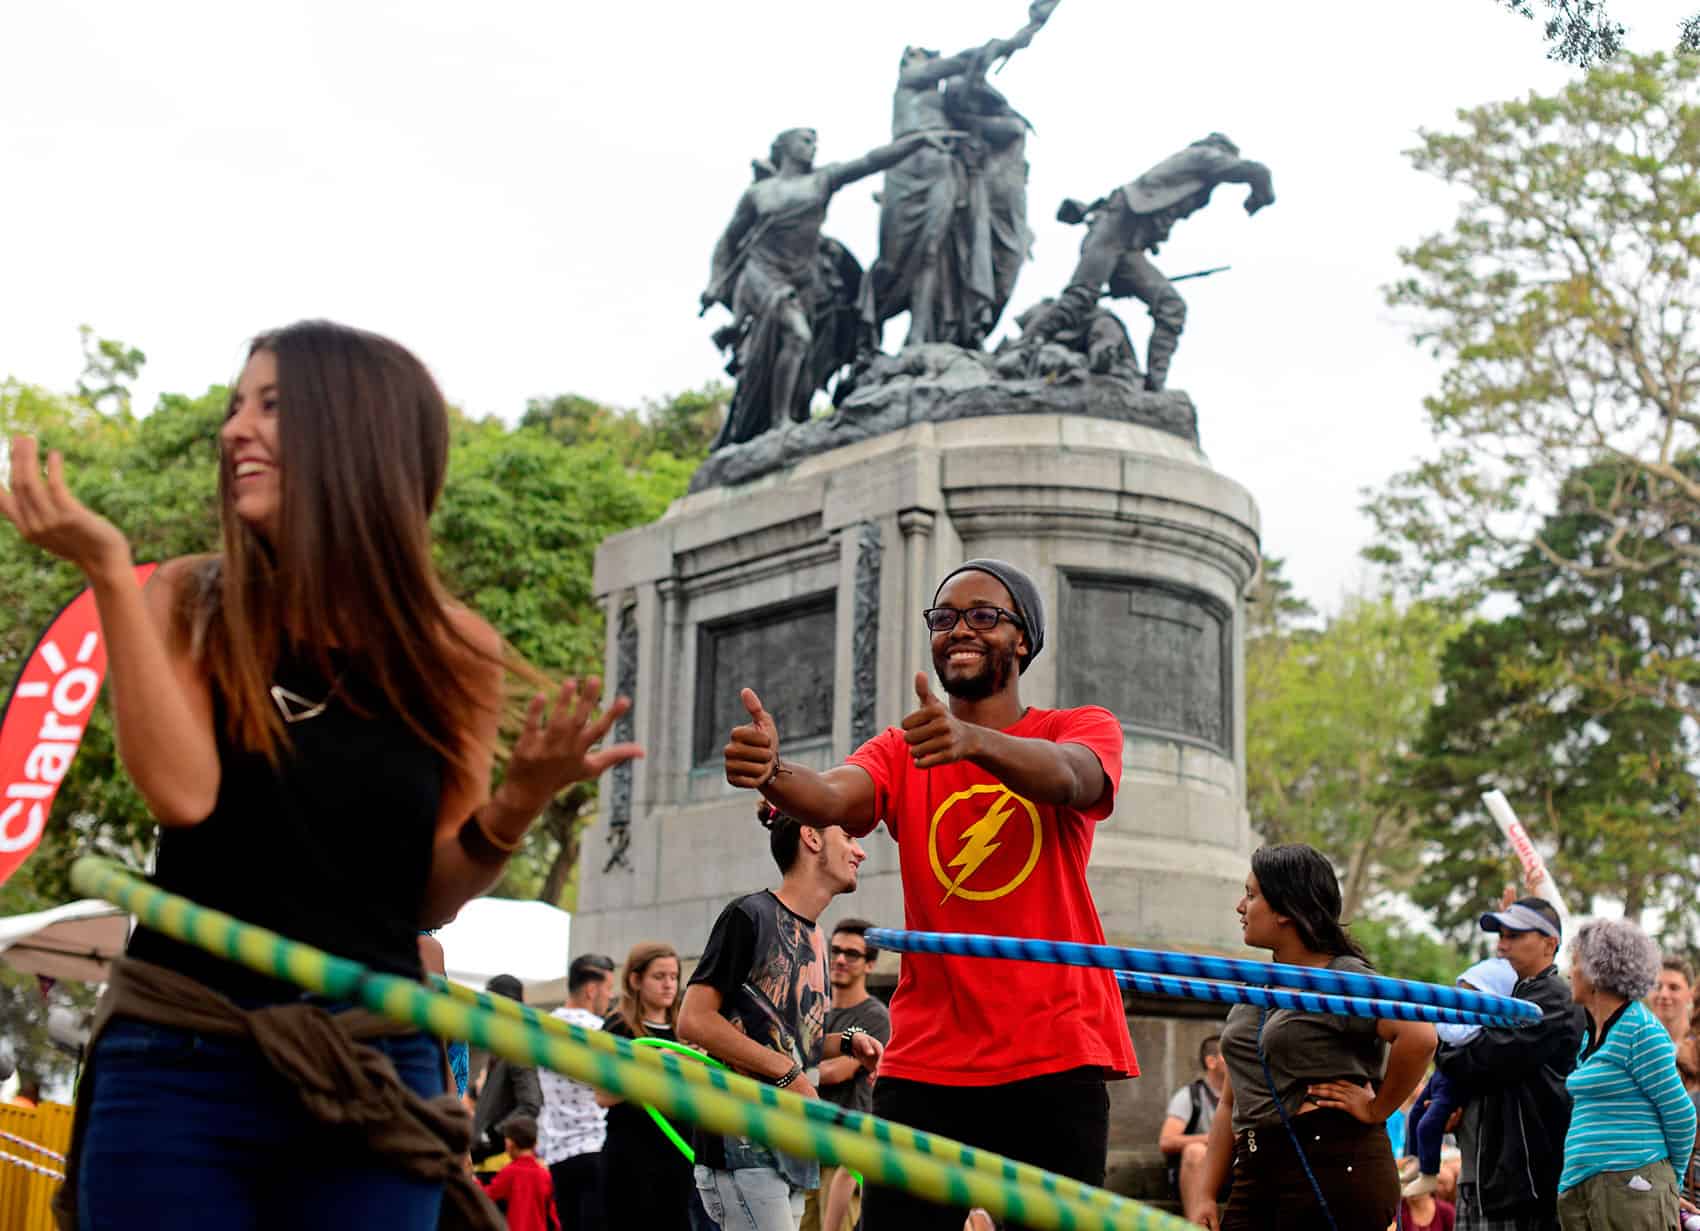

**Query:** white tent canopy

left=435, top=896, right=571, bottom=1004
left=0, top=894, right=574, bottom=1001
left=0, top=899, right=130, bottom=985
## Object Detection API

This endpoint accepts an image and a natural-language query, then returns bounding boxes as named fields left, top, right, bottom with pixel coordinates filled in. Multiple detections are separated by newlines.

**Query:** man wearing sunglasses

left=724, top=558, right=1136, bottom=1231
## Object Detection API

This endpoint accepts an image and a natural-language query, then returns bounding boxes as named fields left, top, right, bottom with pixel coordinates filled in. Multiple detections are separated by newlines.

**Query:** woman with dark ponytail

left=1193, top=844, right=1436, bottom=1230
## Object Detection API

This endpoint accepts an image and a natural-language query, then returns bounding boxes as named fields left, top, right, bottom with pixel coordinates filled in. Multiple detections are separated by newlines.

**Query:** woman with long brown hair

left=596, top=941, right=698, bottom=1230
left=0, top=320, right=641, bottom=1231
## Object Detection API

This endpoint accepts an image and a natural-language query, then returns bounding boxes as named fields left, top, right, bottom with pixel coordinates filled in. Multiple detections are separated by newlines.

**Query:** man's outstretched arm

left=724, top=687, right=879, bottom=833
left=901, top=673, right=1108, bottom=810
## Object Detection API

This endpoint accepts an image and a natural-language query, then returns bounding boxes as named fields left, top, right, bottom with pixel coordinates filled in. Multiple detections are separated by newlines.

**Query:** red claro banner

left=0, top=562, right=159, bottom=887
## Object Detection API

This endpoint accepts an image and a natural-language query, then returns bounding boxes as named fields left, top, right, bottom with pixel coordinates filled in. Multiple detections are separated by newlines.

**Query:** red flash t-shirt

left=846, top=705, right=1138, bottom=1086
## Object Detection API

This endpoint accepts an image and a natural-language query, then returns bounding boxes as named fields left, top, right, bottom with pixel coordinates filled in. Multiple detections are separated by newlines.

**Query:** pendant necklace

left=270, top=677, right=340, bottom=724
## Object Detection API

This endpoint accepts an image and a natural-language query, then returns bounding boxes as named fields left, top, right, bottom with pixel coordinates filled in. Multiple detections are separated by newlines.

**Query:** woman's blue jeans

left=77, top=1014, right=446, bottom=1230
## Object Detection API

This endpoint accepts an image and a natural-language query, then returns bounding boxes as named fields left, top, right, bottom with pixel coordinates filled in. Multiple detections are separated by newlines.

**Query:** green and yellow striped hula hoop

left=73, top=857, right=1188, bottom=1231
left=435, top=976, right=1133, bottom=1213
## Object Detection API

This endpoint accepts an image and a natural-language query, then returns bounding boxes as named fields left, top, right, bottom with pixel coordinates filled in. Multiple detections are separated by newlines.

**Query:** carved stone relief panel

left=1059, top=573, right=1231, bottom=752
left=603, top=603, right=639, bottom=871
left=694, top=594, right=837, bottom=766
left=849, top=523, right=882, bottom=751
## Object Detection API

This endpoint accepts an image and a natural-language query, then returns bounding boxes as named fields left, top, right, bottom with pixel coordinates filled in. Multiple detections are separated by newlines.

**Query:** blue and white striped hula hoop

left=865, top=928, right=1540, bottom=1025
left=1111, top=969, right=1528, bottom=1027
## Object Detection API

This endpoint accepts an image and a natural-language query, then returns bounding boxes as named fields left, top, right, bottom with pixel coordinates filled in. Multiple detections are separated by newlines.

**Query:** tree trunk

left=1342, top=811, right=1389, bottom=922
left=1622, top=877, right=1646, bottom=926
left=537, top=786, right=594, bottom=907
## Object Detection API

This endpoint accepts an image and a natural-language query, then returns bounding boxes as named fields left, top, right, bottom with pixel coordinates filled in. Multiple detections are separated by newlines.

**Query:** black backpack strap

left=1184, top=1079, right=1207, bottom=1136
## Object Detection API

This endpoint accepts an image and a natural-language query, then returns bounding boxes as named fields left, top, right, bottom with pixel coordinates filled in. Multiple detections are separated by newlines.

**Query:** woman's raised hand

left=502, top=676, right=644, bottom=813
left=0, top=435, right=132, bottom=577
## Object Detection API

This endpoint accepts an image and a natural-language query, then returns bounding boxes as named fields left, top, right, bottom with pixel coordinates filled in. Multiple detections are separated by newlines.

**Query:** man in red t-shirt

left=724, top=558, right=1138, bottom=1231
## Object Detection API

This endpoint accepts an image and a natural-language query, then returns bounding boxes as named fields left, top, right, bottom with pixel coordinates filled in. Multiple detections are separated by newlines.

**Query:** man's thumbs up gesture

left=724, top=687, right=782, bottom=788
left=902, top=671, right=980, bottom=769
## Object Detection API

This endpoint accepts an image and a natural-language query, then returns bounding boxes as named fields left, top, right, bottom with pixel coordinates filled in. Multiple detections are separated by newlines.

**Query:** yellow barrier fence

left=0, top=1101, right=71, bottom=1231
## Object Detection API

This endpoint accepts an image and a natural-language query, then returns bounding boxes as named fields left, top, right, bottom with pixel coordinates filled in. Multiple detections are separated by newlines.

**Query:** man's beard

left=936, top=643, right=1017, bottom=701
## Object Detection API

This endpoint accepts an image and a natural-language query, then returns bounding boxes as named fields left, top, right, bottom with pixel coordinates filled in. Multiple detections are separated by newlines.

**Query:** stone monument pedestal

left=577, top=409, right=1260, bottom=1155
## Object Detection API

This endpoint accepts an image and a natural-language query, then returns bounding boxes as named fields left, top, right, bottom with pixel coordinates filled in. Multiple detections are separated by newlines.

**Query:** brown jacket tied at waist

left=54, top=957, right=501, bottom=1231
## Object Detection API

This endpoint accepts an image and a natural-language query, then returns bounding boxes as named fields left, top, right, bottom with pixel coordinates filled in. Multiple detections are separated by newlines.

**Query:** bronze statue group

left=701, top=0, right=1274, bottom=450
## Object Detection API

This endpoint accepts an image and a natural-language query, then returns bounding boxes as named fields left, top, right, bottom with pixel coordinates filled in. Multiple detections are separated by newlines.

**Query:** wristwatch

left=841, top=1025, right=867, bottom=1053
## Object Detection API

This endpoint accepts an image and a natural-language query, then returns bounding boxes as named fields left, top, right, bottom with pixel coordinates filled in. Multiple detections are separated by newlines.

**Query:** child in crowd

left=1402, top=958, right=1517, bottom=1198
left=481, top=1115, right=561, bottom=1231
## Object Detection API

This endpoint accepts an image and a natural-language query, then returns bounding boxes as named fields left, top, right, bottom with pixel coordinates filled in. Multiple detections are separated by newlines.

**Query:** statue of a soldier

left=702, top=127, right=952, bottom=449
left=1021, top=132, right=1274, bottom=390
left=858, top=1, right=1057, bottom=352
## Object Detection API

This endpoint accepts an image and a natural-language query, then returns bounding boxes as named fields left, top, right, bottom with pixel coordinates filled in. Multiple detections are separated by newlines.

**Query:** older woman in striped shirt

left=1557, top=917, right=1697, bottom=1231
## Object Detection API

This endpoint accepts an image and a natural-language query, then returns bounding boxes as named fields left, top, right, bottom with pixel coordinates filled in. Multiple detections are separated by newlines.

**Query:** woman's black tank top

left=126, top=647, right=444, bottom=1003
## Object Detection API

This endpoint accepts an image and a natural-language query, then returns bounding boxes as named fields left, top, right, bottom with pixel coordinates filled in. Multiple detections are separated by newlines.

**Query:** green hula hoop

left=630, top=1036, right=723, bottom=1164
left=74, top=857, right=1187, bottom=1231
left=617, top=1036, right=863, bottom=1187
left=432, top=976, right=1092, bottom=1216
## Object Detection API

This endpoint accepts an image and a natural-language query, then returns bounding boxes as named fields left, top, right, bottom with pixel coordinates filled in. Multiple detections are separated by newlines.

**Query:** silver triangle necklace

left=270, top=680, right=339, bottom=724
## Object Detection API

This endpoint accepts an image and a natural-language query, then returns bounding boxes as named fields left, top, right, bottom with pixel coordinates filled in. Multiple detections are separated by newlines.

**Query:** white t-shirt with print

left=537, top=1006, right=608, bottom=1165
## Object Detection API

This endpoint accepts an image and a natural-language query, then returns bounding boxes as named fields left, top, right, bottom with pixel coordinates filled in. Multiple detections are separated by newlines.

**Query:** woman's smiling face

left=221, top=348, right=283, bottom=541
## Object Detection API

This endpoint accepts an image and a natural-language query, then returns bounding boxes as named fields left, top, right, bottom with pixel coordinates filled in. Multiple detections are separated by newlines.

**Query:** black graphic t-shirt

left=689, top=890, right=828, bottom=1173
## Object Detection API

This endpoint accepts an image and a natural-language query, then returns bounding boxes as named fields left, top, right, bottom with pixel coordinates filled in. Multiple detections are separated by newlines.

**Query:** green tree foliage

left=1246, top=584, right=1459, bottom=921
left=75, top=325, right=146, bottom=416
left=433, top=388, right=723, bottom=905
left=520, top=383, right=726, bottom=467
left=1352, top=915, right=1474, bottom=988
left=1369, top=54, right=1700, bottom=723
left=1495, top=1, right=1700, bottom=65
left=1395, top=461, right=1700, bottom=942
left=1245, top=554, right=1315, bottom=641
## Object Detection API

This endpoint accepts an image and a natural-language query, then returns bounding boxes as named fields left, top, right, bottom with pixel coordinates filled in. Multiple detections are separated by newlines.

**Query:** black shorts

left=1218, top=1109, right=1398, bottom=1231
left=861, top=1066, right=1110, bottom=1231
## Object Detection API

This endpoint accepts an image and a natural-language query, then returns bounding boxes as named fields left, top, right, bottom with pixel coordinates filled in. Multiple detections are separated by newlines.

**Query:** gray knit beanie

left=932, top=558, right=1045, bottom=673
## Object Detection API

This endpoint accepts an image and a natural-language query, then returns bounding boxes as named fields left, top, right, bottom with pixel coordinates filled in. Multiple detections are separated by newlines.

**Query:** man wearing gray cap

left=1436, top=897, right=1585, bottom=1231
left=724, top=559, right=1136, bottom=1231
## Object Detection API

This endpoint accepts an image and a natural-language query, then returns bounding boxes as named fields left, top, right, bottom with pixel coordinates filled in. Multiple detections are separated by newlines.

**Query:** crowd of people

left=475, top=842, right=1700, bottom=1231
left=1156, top=896, right=1700, bottom=1231
left=1, top=321, right=1695, bottom=1231
left=461, top=908, right=891, bottom=1231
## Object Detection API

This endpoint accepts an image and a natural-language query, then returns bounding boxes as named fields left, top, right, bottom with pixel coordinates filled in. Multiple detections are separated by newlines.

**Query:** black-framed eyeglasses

left=829, top=946, right=868, bottom=961
left=922, top=606, right=1023, bottom=634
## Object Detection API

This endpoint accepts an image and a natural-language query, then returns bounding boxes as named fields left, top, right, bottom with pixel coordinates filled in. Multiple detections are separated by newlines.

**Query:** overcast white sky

left=3, top=0, right=1691, bottom=610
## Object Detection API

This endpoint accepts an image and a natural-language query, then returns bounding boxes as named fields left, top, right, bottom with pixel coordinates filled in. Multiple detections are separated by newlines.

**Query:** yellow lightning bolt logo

left=927, top=784, right=1043, bottom=903
left=940, top=790, right=1017, bottom=903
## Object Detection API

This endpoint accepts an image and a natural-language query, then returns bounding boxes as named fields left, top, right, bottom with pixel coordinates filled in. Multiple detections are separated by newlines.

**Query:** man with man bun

left=724, top=558, right=1136, bottom=1231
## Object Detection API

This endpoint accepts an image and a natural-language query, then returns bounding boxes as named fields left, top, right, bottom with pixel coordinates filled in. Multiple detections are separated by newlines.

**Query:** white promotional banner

left=1481, top=789, right=1571, bottom=934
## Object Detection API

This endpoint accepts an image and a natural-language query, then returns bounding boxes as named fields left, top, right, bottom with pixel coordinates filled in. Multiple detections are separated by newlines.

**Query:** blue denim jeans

left=77, top=1013, right=446, bottom=1230
left=694, top=1163, right=803, bottom=1231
